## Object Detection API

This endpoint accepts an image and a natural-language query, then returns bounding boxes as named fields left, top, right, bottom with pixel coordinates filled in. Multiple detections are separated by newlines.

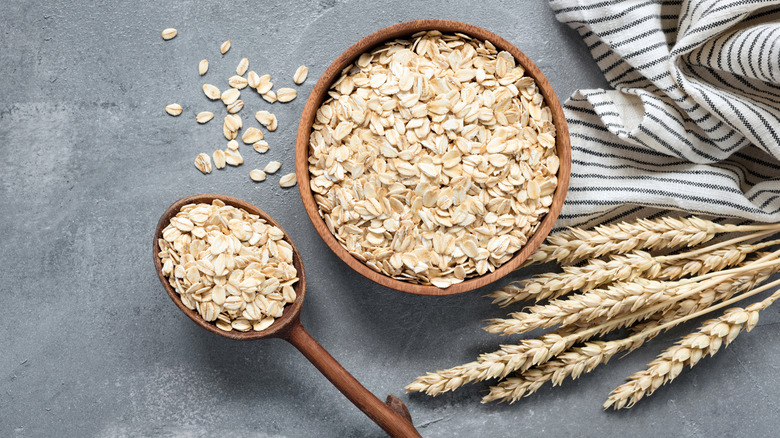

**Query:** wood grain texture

left=153, top=194, right=420, bottom=437
left=296, top=19, right=571, bottom=296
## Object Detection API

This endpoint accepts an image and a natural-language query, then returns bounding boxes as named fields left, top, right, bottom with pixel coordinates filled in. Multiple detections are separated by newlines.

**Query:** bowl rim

left=295, top=19, right=570, bottom=296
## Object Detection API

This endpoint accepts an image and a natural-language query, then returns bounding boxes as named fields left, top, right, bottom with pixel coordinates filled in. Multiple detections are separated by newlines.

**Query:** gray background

left=2, top=0, right=778, bottom=437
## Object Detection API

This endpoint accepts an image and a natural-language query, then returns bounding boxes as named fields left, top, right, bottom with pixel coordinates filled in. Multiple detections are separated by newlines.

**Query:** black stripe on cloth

left=729, top=27, right=758, bottom=82
left=566, top=187, right=779, bottom=214
left=674, top=69, right=770, bottom=153
left=563, top=199, right=733, bottom=216
left=576, top=1, right=659, bottom=26
left=683, top=11, right=746, bottom=37
left=734, top=150, right=780, bottom=171
left=608, top=56, right=669, bottom=82
left=698, top=72, right=780, bottom=143
left=739, top=5, right=780, bottom=24
left=563, top=103, right=621, bottom=118
left=642, top=108, right=742, bottom=154
left=599, top=14, right=664, bottom=37
left=749, top=188, right=780, bottom=203
left=612, top=28, right=665, bottom=48
left=567, top=117, right=626, bottom=132
left=694, top=85, right=775, bottom=154
left=551, top=0, right=654, bottom=14
left=613, top=71, right=671, bottom=88
left=706, top=55, right=780, bottom=100
left=570, top=172, right=745, bottom=194
left=759, top=26, right=780, bottom=81
left=570, top=134, right=670, bottom=157
left=571, top=159, right=760, bottom=184
left=632, top=125, right=705, bottom=160
left=758, top=195, right=780, bottom=209
left=745, top=26, right=765, bottom=80
left=641, top=101, right=730, bottom=142
left=623, top=41, right=669, bottom=60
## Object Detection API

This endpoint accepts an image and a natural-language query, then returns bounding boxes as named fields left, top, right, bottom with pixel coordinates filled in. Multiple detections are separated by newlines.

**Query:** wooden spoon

left=153, top=194, right=421, bottom=438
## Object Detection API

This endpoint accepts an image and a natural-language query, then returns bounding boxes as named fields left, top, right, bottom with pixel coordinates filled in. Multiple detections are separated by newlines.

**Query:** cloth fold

left=550, top=0, right=780, bottom=227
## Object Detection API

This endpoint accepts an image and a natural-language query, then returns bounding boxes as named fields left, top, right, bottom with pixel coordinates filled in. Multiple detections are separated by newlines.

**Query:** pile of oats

left=308, top=31, right=559, bottom=288
left=157, top=200, right=299, bottom=332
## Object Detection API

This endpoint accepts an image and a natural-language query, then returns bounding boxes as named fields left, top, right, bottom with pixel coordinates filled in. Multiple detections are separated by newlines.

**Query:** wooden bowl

left=295, top=19, right=570, bottom=296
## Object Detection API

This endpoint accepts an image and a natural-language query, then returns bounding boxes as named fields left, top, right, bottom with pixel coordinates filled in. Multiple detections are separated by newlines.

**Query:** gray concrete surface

left=2, top=1, right=778, bottom=437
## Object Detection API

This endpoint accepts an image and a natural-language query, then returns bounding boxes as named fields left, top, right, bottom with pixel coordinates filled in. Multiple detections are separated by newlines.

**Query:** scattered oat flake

left=220, top=40, right=231, bottom=54
left=255, top=111, right=278, bottom=131
left=227, top=140, right=239, bottom=151
left=228, top=75, right=248, bottom=89
left=221, top=88, right=240, bottom=105
left=253, top=140, right=269, bottom=153
left=247, top=71, right=260, bottom=89
left=224, top=148, right=243, bottom=166
left=196, top=111, right=213, bottom=124
left=279, top=173, right=297, bottom=188
left=242, top=127, right=263, bottom=144
left=213, top=149, right=226, bottom=169
left=293, top=65, right=308, bottom=84
left=262, top=91, right=277, bottom=103
left=264, top=161, right=281, bottom=174
left=199, top=59, right=209, bottom=75
left=194, top=153, right=212, bottom=173
left=249, top=169, right=266, bottom=182
left=276, top=88, right=297, bottom=103
left=203, top=84, right=221, bottom=100
left=165, top=104, right=182, bottom=116
left=226, top=99, right=244, bottom=114
left=224, top=114, right=242, bottom=132
left=236, top=58, right=249, bottom=76
left=162, top=28, right=177, bottom=40
left=257, top=74, right=273, bottom=94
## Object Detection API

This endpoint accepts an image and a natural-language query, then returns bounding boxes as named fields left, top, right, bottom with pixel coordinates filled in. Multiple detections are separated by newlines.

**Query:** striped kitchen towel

left=549, top=0, right=780, bottom=228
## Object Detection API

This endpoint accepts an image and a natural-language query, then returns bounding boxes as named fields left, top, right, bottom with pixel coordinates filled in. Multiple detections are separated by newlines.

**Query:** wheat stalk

left=489, top=234, right=780, bottom=307
left=604, top=277, right=780, bottom=409
left=480, top=262, right=778, bottom=404
left=526, top=217, right=780, bottom=266
left=485, top=255, right=780, bottom=336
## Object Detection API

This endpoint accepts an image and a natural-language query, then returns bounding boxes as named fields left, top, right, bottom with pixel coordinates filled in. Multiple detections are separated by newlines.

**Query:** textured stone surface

left=2, top=1, right=778, bottom=437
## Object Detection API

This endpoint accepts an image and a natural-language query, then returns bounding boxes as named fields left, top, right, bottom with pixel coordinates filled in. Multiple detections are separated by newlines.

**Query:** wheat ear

left=604, top=277, right=780, bottom=409
left=526, top=217, right=780, bottom=266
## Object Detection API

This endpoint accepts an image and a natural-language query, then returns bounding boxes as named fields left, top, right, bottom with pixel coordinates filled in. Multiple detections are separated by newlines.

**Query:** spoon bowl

left=153, top=193, right=420, bottom=437
left=153, top=193, right=306, bottom=341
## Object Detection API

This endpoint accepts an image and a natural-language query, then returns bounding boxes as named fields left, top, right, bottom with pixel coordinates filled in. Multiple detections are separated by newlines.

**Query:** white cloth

left=549, top=0, right=780, bottom=228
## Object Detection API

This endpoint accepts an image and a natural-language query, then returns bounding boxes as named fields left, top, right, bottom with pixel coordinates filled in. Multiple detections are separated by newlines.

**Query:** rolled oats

left=157, top=201, right=299, bottom=332
left=308, top=32, right=559, bottom=287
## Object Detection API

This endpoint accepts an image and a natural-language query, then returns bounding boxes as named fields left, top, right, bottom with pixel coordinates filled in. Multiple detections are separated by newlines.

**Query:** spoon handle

left=285, top=322, right=422, bottom=438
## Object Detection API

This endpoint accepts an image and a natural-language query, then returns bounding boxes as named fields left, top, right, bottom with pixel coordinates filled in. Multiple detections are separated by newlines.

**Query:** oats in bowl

left=307, top=31, right=559, bottom=288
